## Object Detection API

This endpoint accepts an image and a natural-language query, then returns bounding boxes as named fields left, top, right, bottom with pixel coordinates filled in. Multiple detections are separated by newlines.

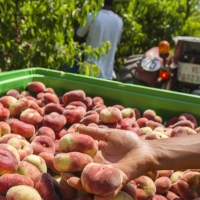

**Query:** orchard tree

left=0, top=0, right=199, bottom=75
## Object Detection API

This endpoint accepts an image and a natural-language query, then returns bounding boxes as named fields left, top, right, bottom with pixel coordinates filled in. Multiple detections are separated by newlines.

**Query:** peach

left=6, top=118, right=35, bottom=138
left=164, top=191, right=183, bottom=200
left=6, top=185, right=42, bottom=200
left=92, top=96, right=104, bottom=108
left=39, top=152, right=60, bottom=175
left=113, top=104, right=125, bottom=110
left=7, top=137, right=33, bottom=160
left=170, top=119, right=195, bottom=129
left=0, top=143, right=20, bottom=163
left=121, top=182, right=137, bottom=200
left=59, top=133, right=98, bottom=158
left=152, top=194, right=167, bottom=200
left=177, top=171, right=200, bottom=200
left=81, top=163, right=122, bottom=196
left=74, top=195, right=93, bottom=200
left=0, top=121, right=11, bottom=135
left=82, top=96, right=93, bottom=111
left=34, top=172, right=63, bottom=200
left=137, top=117, right=149, bottom=128
left=55, top=128, right=68, bottom=140
left=143, top=109, right=157, bottom=120
left=9, top=98, right=30, bottom=117
left=23, top=154, right=47, bottom=173
left=43, top=93, right=60, bottom=104
left=146, top=120, right=165, bottom=130
left=179, top=113, right=198, bottom=128
left=167, top=116, right=179, bottom=127
left=44, top=87, right=56, bottom=94
left=133, top=108, right=141, bottom=120
left=68, top=101, right=87, bottom=110
left=121, top=108, right=136, bottom=119
left=63, top=106, right=86, bottom=124
left=140, top=127, right=152, bottom=135
left=80, top=110, right=100, bottom=126
left=112, top=191, right=133, bottom=200
left=53, top=152, right=94, bottom=172
left=60, top=173, right=78, bottom=200
left=0, top=108, right=10, bottom=120
left=42, top=112, right=67, bottom=131
left=0, top=145, right=19, bottom=175
left=17, top=160, right=41, bottom=182
left=92, top=104, right=107, bottom=114
left=31, top=135, right=55, bottom=155
left=27, top=81, right=46, bottom=93
left=54, top=139, right=60, bottom=153
left=36, top=126, right=55, bottom=140
left=20, top=90, right=31, bottom=97
left=145, top=171, right=159, bottom=181
left=6, top=89, right=20, bottom=99
left=158, top=170, right=174, bottom=178
left=171, top=126, right=197, bottom=137
left=155, top=176, right=171, bottom=194
left=120, top=118, right=141, bottom=136
left=19, top=108, right=43, bottom=126
left=0, top=174, right=34, bottom=195
left=44, top=102, right=65, bottom=114
left=67, top=123, right=80, bottom=133
left=28, top=99, right=44, bottom=115
left=0, top=133, right=24, bottom=144
left=170, top=171, right=185, bottom=184
left=134, top=175, right=156, bottom=200
left=0, top=96, right=17, bottom=109
left=62, top=90, right=86, bottom=106
left=145, top=131, right=169, bottom=140
left=100, top=106, right=122, bottom=124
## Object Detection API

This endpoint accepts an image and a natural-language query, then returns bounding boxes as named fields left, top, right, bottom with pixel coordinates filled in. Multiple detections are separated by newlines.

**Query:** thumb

left=67, top=177, right=85, bottom=191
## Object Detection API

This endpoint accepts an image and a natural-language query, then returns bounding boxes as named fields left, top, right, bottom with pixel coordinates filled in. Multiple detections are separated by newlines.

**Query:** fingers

left=67, top=177, right=85, bottom=191
left=78, top=125, right=110, bottom=141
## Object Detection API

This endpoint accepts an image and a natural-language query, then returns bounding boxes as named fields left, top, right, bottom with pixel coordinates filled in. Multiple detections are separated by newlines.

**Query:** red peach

left=59, top=133, right=98, bottom=158
left=53, top=152, right=94, bottom=172
left=62, top=90, right=86, bottom=106
left=27, top=81, right=46, bottom=93
left=100, top=106, right=122, bottom=124
left=0, top=174, right=34, bottom=195
left=31, top=135, right=55, bottom=155
left=81, top=163, right=122, bottom=196
left=42, top=112, right=67, bottom=131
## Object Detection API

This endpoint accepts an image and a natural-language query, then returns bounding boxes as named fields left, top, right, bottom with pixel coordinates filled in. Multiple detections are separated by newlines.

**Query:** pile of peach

left=0, top=80, right=199, bottom=200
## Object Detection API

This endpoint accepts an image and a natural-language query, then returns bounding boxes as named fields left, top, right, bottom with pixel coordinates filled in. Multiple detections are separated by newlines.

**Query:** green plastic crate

left=0, top=68, right=200, bottom=124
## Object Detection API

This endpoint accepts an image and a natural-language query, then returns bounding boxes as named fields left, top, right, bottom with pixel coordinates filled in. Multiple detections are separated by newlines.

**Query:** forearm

left=148, top=133, right=200, bottom=171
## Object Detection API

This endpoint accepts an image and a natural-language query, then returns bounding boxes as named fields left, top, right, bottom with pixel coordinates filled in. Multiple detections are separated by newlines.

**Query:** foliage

left=0, top=0, right=200, bottom=75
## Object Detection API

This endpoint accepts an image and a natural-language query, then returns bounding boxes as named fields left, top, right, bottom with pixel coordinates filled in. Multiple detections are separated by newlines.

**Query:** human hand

left=67, top=125, right=155, bottom=200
